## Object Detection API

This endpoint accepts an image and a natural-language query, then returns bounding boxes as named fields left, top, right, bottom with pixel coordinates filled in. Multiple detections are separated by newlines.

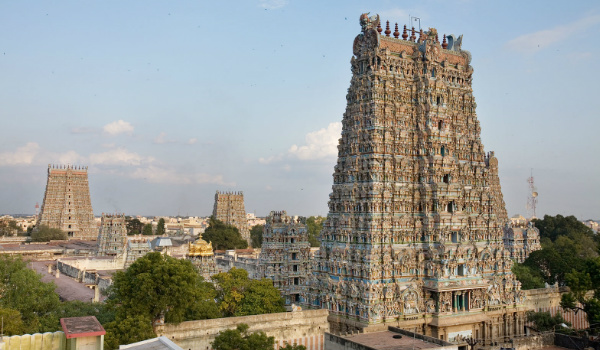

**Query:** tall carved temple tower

left=304, top=15, right=526, bottom=342
left=259, top=211, right=311, bottom=306
left=212, top=191, right=250, bottom=245
left=38, top=165, right=96, bottom=240
left=97, top=213, right=127, bottom=257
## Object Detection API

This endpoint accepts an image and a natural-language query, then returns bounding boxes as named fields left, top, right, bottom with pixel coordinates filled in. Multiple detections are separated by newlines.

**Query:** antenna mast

left=526, top=170, right=538, bottom=219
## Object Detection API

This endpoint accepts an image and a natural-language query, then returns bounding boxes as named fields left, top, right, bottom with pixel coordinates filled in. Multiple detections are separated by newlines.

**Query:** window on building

left=293, top=265, right=298, bottom=272
left=458, top=264, right=465, bottom=276
left=294, top=278, right=299, bottom=285
left=451, top=232, right=458, bottom=243
left=443, top=174, right=450, bottom=184
left=292, top=252, right=297, bottom=260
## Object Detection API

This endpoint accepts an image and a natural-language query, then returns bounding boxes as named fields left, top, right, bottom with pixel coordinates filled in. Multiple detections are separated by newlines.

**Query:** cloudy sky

left=0, top=0, right=598, bottom=219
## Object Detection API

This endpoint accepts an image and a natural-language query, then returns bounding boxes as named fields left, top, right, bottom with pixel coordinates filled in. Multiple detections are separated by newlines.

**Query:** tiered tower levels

left=259, top=211, right=311, bottom=305
left=97, top=213, right=127, bottom=257
left=304, top=14, right=526, bottom=341
left=212, top=191, right=250, bottom=245
left=38, top=165, right=96, bottom=240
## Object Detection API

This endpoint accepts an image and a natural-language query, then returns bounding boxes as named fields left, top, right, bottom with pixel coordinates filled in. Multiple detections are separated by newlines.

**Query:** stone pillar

left=93, top=285, right=100, bottom=303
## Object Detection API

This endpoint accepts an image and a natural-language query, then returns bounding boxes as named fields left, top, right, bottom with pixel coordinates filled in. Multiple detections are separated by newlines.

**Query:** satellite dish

left=532, top=192, right=538, bottom=198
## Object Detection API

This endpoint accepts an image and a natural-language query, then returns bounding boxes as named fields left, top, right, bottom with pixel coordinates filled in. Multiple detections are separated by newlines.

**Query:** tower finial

left=394, top=23, right=400, bottom=38
left=377, top=21, right=382, bottom=34
left=385, top=21, right=391, bottom=36
left=410, top=27, right=416, bottom=42
left=401, top=24, right=407, bottom=40
left=442, top=34, right=448, bottom=49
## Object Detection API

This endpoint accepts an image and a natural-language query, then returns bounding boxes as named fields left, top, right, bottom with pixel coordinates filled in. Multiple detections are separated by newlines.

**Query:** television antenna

left=409, top=15, right=421, bottom=31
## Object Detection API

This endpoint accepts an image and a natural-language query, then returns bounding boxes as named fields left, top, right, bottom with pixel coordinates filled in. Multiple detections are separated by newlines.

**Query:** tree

left=533, top=214, right=596, bottom=243
left=107, top=252, right=217, bottom=325
left=156, top=218, right=166, bottom=236
left=126, top=217, right=143, bottom=235
left=142, top=223, right=153, bottom=236
left=212, top=268, right=285, bottom=317
left=306, top=216, right=325, bottom=247
left=250, top=224, right=264, bottom=248
left=202, top=218, right=248, bottom=250
left=31, top=225, right=67, bottom=242
left=0, top=219, right=22, bottom=236
left=526, top=311, right=568, bottom=332
left=0, top=255, right=61, bottom=333
left=0, top=307, right=26, bottom=335
left=104, top=314, right=156, bottom=350
left=211, top=323, right=275, bottom=350
left=512, top=263, right=545, bottom=290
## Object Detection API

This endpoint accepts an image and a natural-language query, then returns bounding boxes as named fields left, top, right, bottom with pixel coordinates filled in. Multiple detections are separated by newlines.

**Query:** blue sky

left=0, top=0, right=598, bottom=219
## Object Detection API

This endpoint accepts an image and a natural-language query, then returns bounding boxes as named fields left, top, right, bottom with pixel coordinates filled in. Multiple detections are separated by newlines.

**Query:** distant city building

left=246, top=213, right=266, bottom=227
left=584, top=219, right=599, bottom=233
left=187, top=237, right=218, bottom=280
left=37, top=165, right=96, bottom=239
left=212, top=191, right=250, bottom=244
left=258, top=211, right=310, bottom=306
left=304, top=14, right=527, bottom=342
left=97, top=213, right=127, bottom=257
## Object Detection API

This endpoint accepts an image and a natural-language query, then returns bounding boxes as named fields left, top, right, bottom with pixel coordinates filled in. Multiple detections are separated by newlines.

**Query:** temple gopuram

left=187, top=237, right=218, bottom=280
left=303, top=14, right=528, bottom=344
left=37, top=165, right=96, bottom=240
left=212, top=191, right=250, bottom=245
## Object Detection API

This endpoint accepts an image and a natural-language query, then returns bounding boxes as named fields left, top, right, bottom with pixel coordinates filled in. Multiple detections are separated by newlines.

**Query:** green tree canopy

left=211, top=323, right=275, bottom=350
left=250, top=224, right=263, bottom=248
left=526, top=311, right=569, bottom=332
left=202, top=218, right=248, bottom=250
left=107, top=252, right=217, bottom=324
left=31, top=225, right=67, bottom=242
left=306, top=216, right=325, bottom=247
left=142, top=223, right=153, bottom=236
left=126, top=217, right=143, bottom=235
left=533, top=214, right=596, bottom=242
left=104, top=314, right=156, bottom=350
left=156, top=218, right=166, bottom=235
left=0, top=219, right=22, bottom=237
left=212, top=268, right=285, bottom=317
left=511, top=263, right=545, bottom=290
left=0, top=255, right=61, bottom=333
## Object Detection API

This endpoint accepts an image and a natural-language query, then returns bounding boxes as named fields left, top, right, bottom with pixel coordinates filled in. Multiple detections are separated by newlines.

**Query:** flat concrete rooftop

left=343, top=331, right=443, bottom=350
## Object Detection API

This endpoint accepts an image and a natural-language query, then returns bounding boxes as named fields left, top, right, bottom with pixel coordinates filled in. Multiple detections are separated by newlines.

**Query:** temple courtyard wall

left=156, top=309, right=329, bottom=350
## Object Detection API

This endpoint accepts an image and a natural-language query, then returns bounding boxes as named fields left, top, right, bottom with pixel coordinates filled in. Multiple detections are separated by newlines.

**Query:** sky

left=0, top=0, right=599, bottom=220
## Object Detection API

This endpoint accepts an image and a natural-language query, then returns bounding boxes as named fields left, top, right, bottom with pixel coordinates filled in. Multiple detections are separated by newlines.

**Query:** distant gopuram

left=97, top=213, right=127, bottom=256
left=258, top=211, right=311, bottom=306
left=212, top=191, right=250, bottom=244
left=304, top=14, right=527, bottom=341
left=37, top=164, right=96, bottom=240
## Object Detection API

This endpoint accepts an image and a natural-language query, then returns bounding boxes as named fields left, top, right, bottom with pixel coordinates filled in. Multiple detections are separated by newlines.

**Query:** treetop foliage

left=250, top=224, right=264, bottom=248
left=306, top=216, right=325, bottom=247
left=202, top=217, right=248, bottom=250
left=31, top=225, right=67, bottom=242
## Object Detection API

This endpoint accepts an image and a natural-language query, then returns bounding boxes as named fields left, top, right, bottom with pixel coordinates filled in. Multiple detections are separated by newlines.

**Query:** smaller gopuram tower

left=37, top=164, right=96, bottom=240
left=97, top=213, right=127, bottom=257
left=187, top=237, right=218, bottom=281
left=212, top=191, right=250, bottom=244
left=258, top=211, right=311, bottom=306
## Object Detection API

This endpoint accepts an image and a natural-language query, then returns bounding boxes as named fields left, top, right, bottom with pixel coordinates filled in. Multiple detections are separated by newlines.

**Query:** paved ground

left=28, top=260, right=107, bottom=302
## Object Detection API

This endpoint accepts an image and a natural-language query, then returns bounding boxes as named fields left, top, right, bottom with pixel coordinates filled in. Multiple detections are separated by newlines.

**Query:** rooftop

left=60, top=316, right=105, bottom=339
left=119, top=336, right=183, bottom=350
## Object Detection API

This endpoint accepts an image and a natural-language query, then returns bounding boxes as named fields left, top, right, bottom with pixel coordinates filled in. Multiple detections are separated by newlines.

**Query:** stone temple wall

left=156, top=309, right=329, bottom=350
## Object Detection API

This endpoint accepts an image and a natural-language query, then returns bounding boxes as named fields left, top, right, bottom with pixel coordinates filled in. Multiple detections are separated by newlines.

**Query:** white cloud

left=258, top=0, right=287, bottom=9
left=288, top=122, right=342, bottom=160
left=258, top=154, right=283, bottom=165
left=89, top=148, right=153, bottom=166
left=103, top=120, right=134, bottom=136
left=186, top=138, right=198, bottom=145
left=0, top=142, right=40, bottom=165
left=506, top=14, right=600, bottom=54
left=53, top=150, right=86, bottom=165
left=154, top=132, right=175, bottom=144
left=128, top=165, right=234, bottom=186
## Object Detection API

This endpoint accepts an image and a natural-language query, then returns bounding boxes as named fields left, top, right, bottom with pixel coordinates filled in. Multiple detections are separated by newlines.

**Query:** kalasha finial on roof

left=442, top=34, right=448, bottom=49
left=401, top=24, right=408, bottom=40
left=436, top=32, right=439, bottom=43
left=377, top=21, right=382, bottom=34
left=393, top=23, right=399, bottom=38
left=410, top=27, right=416, bottom=42
left=385, top=21, right=391, bottom=36
left=418, top=28, right=424, bottom=42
